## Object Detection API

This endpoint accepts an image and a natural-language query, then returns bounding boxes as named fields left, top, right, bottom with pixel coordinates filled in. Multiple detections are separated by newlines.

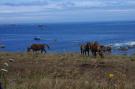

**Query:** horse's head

left=44, top=44, right=50, bottom=49
left=106, top=46, right=112, bottom=53
left=93, top=41, right=99, bottom=45
left=27, top=47, right=31, bottom=52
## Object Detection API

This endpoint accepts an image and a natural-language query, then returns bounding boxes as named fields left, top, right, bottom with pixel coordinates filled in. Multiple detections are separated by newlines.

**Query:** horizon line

left=0, top=20, right=135, bottom=25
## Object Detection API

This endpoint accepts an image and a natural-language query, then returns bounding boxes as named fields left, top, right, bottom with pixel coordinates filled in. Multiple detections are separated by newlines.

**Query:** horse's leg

left=84, top=50, right=85, bottom=55
left=83, top=50, right=84, bottom=55
left=43, top=49, right=47, bottom=54
left=91, top=50, right=93, bottom=56
left=93, top=51, right=97, bottom=58
left=88, top=50, right=89, bottom=56
left=87, top=51, right=89, bottom=56
left=82, top=50, right=84, bottom=55
left=32, top=50, right=35, bottom=54
left=85, top=50, right=87, bottom=56
left=84, top=50, right=86, bottom=56
left=91, top=50, right=95, bottom=57
left=41, top=50, right=43, bottom=54
left=81, top=49, right=83, bottom=55
left=36, top=50, right=38, bottom=54
left=32, top=50, right=38, bottom=57
left=99, top=51, right=104, bottom=58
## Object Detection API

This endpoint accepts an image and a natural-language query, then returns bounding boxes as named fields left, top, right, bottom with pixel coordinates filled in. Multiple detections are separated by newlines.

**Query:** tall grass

left=0, top=52, right=135, bottom=89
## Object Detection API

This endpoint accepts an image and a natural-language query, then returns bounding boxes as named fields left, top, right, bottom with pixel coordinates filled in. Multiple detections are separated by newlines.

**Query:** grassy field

left=0, top=52, right=135, bottom=89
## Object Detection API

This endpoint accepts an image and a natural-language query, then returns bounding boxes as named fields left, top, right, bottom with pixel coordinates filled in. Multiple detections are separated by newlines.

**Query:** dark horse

left=80, top=43, right=90, bottom=56
left=27, top=44, right=50, bottom=54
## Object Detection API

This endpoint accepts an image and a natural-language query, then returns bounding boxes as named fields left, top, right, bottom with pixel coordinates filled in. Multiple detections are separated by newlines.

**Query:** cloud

left=0, top=0, right=135, bottom=14
left=1, top=0, right=135, bottom=9
left=0, top=0, right=135, bottom=23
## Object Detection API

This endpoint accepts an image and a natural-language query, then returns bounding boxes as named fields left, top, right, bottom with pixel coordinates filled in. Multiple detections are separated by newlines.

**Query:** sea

left=0, top=21, right=135, bottom=55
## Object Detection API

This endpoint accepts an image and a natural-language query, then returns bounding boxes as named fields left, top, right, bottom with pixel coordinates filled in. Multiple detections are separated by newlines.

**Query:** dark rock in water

left=128, top=45, right=135, bottom=49
left=0, top=45, right=5, bottom=48
left=34, top=37, right=41, bottom=41
left=38, top=25, right=47, bottom=29
left=118, top=46, right=128, bottom=51
left=11, top=24, right=16, bottom=26
left=37, top=25, right=47, bottom=30
left=38, top=25, right=44, bottom=27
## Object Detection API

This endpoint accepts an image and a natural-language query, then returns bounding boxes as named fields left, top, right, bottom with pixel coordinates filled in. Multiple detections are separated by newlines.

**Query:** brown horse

left=88, top=42, right=103, bottom=58
left=27, top=44, right=49, bottom=54
left=89, top=42, right=113, bottom=58
left=81, top=41, right=104, bottom=58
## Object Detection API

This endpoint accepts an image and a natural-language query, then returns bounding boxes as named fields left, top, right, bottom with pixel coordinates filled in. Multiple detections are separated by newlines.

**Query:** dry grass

left=0, top=52, right=135, bottom=89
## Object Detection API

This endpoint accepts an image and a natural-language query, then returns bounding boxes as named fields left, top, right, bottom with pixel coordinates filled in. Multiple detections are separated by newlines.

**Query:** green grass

left=0, top=52, right=135, bottom=89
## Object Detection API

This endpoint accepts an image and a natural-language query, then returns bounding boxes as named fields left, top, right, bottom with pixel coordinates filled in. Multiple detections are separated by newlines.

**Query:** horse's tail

left=44, top=44, right=50, bottom=49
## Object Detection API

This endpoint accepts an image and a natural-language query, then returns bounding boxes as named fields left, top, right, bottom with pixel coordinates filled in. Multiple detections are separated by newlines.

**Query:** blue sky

left=0, top=0, right=135, bottom=24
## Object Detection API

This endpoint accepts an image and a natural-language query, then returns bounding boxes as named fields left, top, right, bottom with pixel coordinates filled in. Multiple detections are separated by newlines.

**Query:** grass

left=0, top=52, right=135, bottom=89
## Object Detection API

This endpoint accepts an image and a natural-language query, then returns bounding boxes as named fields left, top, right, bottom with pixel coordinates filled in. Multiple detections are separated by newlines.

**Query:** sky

left=0, top=0, right=135, bottom=24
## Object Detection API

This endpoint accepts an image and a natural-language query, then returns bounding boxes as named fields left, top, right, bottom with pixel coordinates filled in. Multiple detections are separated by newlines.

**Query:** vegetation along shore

left=0, top=52, right=135, bottom=89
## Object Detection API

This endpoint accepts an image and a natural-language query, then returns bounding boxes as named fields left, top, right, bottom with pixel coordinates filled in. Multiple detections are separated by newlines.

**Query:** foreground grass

left=0, top=52, right=135, bottom=89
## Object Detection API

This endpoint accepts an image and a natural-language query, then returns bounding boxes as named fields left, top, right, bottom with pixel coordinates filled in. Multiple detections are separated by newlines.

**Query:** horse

left=80, top=42, right=100, bottom=56
left=80, top=43, right=90, bottom=56
left=80, top=41, right=104, bottom=58
left=27, top=44, right=50, bottom=54
left=89, top=42, right=113, bottom=58
left=102, top=45, right=112, bottom=54
left=89, top=41, right=104, bottom=58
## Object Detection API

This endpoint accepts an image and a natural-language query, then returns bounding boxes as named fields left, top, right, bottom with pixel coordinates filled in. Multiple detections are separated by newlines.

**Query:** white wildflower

left=1, top=69, right=8, bottom=72
left=85, top=81, right=89, bottom=85
left=3, top=62, right=9, bottom=67
left=9, top=59, right=15, bottom=62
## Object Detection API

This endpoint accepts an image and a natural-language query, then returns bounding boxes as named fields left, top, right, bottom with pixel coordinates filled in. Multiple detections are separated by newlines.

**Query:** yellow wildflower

left=109, top=73, right=114, bottom=78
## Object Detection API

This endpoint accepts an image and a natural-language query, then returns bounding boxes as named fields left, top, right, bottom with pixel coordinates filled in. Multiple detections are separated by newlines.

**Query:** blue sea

left=0, top=21, right=135, bottom=55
